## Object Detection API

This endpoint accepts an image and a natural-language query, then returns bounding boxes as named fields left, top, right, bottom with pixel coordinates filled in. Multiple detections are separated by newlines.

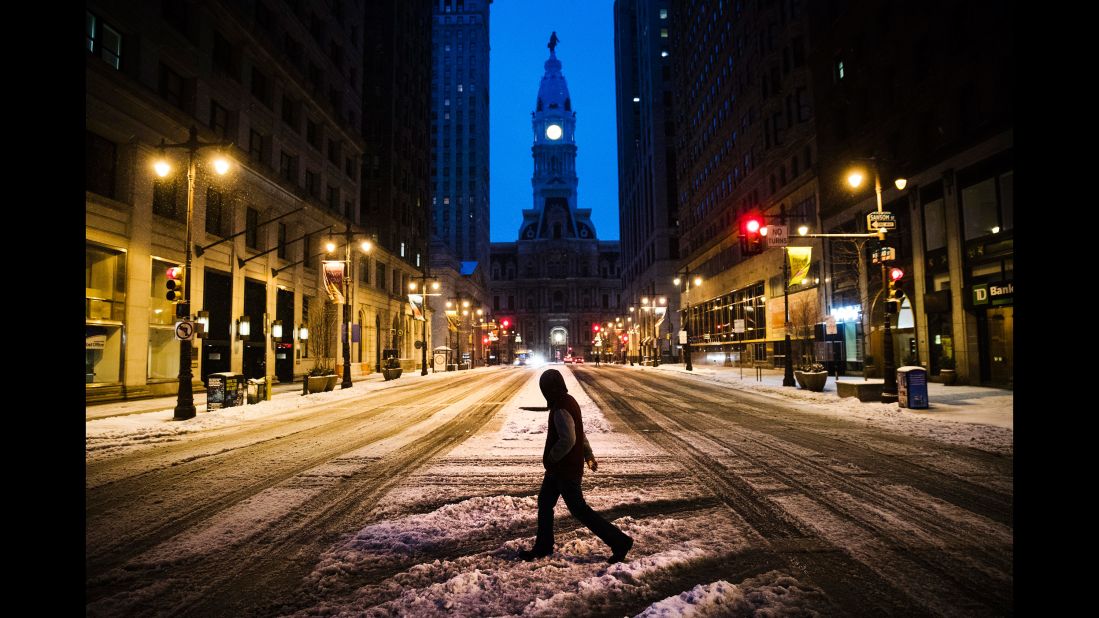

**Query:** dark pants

left=532, top=472, right=630, bottom=552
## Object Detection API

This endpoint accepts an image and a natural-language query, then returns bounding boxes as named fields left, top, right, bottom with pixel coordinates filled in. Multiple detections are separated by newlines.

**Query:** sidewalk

left=85, top=370, right=386, bottom=422
left=617, top=360, right=1013, bottom=430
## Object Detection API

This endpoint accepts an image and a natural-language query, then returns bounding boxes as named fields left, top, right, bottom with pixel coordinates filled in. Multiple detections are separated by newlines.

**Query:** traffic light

left=482, top=336, right=489, bottom=345
left=592, top=323, right=601, bottom=333
left=166, top=266, right=185, bottom=303
left=739, top=212, right=766, bottom=255
left=885, top=267, right=904, bottom=314
left=501, top=318, right=510, bottom=330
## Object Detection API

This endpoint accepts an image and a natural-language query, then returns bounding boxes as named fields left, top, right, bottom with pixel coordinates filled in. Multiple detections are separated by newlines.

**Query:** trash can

left=896, top=366, right=929, bottom=409
left=246, top=377, right=267, bottom=405
left=208, top=372, right=244, bottom=411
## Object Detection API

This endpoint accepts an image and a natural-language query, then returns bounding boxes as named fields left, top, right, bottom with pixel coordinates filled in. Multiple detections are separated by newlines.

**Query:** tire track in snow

left=170, top=371, right=531, bottom=618
left=85, top=372, right=505, bottom=607
left=575, top=366, right=1012, bottom=616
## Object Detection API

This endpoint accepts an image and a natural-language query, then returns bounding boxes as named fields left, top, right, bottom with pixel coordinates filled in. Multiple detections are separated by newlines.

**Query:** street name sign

left=866, top=211, right=896, bottom=230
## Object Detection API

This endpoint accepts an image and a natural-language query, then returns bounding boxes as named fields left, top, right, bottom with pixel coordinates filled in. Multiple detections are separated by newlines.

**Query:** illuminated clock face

left=545, top=124, right=563, bottom=140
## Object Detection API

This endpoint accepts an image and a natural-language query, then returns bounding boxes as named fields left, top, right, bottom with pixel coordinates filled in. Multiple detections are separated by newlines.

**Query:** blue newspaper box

left=207, top=372, right=244, bottom=411
left=896, top=366, right=929, bottom=409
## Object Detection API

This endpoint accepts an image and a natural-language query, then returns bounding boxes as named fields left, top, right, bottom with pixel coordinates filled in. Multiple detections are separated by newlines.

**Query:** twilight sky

left=489, top=0, right=620, bottom=242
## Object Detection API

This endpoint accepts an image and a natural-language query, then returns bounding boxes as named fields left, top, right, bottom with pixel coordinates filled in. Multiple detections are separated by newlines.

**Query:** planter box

left=306, top=375, right=332, bottom=394
left=940, top=369, right=957, bottom=385
left=836, top=381, right=884, bottom=402
left=382, top=367, right=403, bottom=381
left=324, top=375, right=338, bottom=391
left=794, top=370, right=828, bottom=392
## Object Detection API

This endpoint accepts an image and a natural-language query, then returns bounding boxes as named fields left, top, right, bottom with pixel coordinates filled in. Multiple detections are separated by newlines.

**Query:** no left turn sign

left=175, top=320, right=196, bottom=341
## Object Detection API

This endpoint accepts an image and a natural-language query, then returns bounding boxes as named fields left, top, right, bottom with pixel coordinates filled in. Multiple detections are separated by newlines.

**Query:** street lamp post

left=327, top=224, right=373, bottom=389
left=409, top=276, right=440, bottom=376
left=154, top=126, right=233, bottom=421
left=847, top=159, right=907, bottom=404
left=781, top=208, right=796, bottom=387
left=673, top=270, right=701, bottom=371
left=626, top=306, right=636, bottom=366
left=446, top=294, right=471, bottom=369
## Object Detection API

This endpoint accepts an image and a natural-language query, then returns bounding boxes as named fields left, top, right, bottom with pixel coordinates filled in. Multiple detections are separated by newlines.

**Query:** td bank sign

left=972, top=281, right=1013, bottom=307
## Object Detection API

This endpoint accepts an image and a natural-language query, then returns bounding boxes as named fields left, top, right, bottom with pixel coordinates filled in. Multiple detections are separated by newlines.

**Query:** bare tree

left=789, top=294, right=820, bottom=370
left=308, top=300, right=338, bottom=374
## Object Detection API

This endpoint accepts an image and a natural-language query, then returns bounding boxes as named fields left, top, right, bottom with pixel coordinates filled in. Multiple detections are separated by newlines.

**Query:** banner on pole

left=408, top=293, right=425, bottom=321
left=322, top=260, right=346, bottom=304
left=787, top=247, right=812, bottom=286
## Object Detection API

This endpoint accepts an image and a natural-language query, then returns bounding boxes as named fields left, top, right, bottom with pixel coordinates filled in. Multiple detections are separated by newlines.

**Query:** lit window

left=661, top=28, right=668, bottom=38
left=401, top=242, right=406, bottom=257
left=660, top=8, right=668, bottom=19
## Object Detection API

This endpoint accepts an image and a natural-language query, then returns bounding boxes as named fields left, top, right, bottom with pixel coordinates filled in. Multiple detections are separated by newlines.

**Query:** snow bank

left=294, top=495, right=754, bottom=617
left=635, top=571, right=829, bottom=617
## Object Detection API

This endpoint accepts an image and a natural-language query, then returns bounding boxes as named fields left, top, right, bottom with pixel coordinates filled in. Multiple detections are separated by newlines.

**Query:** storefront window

left=87, top=244, right=126, bottom=321
left=961, top=178, right=999, bottom=241
left=86, top=325, right=122, bottom=384
left=149, top=258, right=180, bottom=379
left=86, top=243, right=126, bottom=384
left=923, top=198, right=946, bottom=251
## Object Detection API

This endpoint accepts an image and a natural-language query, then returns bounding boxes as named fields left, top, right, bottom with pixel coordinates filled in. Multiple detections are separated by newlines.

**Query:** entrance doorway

left=242, top=278, right=267, bottom=379
left=982, top=306, right=1013, bottom=387
left=275, top=288, right=295, bottom=383
left=201, top=269, right=232, bottom=381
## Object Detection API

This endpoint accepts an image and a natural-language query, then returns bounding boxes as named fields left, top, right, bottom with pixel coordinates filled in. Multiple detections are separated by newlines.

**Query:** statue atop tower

left=548, top=31, right=559, bottom=54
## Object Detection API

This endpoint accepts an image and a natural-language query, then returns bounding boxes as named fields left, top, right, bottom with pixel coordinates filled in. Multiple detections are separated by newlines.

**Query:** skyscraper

left=614, top=0, right=679, bottom=363
left=361, top=0, right=433, bottom=270
left=430, top=0, right=491, bottom=270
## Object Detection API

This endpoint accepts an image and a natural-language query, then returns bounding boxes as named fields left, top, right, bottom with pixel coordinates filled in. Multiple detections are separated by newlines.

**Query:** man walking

left=519, top=369, right=633, bottom=563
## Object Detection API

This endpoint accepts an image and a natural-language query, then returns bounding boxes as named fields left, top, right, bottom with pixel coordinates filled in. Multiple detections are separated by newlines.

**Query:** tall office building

left=613, top=0, right=680, bottom=363
left=361, top=0, right=433, bottom=270
left=86, top=0, right=432, bottom=401
left=430, top=0, right=491, bottom=271
left=808, top=0, right=1013, bottom=386
left=667, top=0, right=819, bottom=366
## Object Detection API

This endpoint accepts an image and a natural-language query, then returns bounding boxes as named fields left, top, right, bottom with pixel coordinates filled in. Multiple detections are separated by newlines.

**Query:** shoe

left=607, top=536, right=633, bottom=564
left=519, top=547, right=552, bottom=561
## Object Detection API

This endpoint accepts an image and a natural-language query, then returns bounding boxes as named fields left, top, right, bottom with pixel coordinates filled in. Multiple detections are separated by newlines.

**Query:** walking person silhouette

left=519, top=369, right=633, bottom=563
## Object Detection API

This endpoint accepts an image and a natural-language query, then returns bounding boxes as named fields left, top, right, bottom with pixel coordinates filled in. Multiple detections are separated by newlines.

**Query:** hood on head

left=539, top=369, right=568, bottom=403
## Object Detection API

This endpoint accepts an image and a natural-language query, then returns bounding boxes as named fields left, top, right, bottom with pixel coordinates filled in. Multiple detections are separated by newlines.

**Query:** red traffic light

left=739, top=212, right=766, bottom=256
left=592, top=324, right=601, bottom=332
left=482, top=336, right=489, bottom=345
left=165, top=266, right=185, bottom=302
left=889, top=267, right=904, bottom=281
left=501, top=319, right=510, bottom=329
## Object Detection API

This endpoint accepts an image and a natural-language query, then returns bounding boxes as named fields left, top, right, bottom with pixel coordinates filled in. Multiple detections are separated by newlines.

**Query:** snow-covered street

left=86, top=364, right=1012, bottom=617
